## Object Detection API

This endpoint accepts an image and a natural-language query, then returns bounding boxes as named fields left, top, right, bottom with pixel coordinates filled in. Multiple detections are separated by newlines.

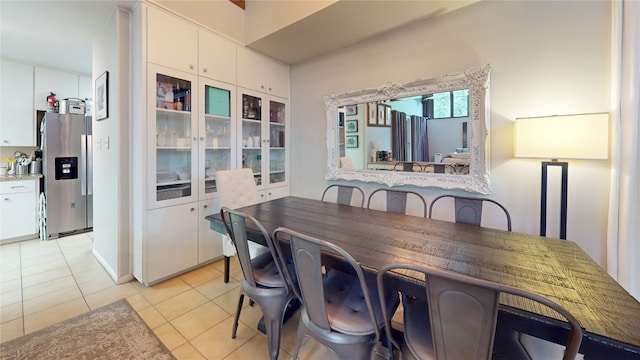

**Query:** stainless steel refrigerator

left=41, top=111, right=93, bottom=239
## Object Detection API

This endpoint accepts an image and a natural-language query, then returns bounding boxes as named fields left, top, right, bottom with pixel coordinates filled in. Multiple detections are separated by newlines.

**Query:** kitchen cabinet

left=198, top=198, right=223, bottom=264
left=0, top=179, right=38, bottom=242
left=198, top=77, right=236, bottom=200
left=34, top=67, right=79, bottom=110
left=144, top=203, right=198, bottom=282
left=198, top=30, right=236, bottom=85
left=237, top=47, right=289, bottom=98
left=147, top=63, right=198, bottom=209
left=0, top=60, right=34, bottom=146
left=147, top=6, right=198, bottom=75
left=238, top=87, right=289, bottom=199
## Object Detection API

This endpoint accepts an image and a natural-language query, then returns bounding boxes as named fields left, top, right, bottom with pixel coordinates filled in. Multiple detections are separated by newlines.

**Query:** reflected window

left=424, top=89, right=469, bottom=119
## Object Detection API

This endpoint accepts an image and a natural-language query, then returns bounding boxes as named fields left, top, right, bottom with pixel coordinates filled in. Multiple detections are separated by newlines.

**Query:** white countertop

left=0, top=174, right=43, bottom=182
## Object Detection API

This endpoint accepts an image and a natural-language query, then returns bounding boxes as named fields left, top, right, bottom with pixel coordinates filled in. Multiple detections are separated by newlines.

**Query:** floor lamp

left=514, top=113, right=609, bottom=240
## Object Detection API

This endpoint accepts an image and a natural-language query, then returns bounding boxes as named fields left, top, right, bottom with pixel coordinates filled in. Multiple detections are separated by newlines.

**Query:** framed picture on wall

left=385, top=105, right=392, bottom=126
left=346, top=135, right=359, bottom=148
left=367, top=102, right=377, bottom=126
left=346, top=120, right=358, bottom=133
left=95, top=71, right=109, bottom=121
left=377, top=104, right=386, bottom=126
left=346, top=105, right=358, bottom=116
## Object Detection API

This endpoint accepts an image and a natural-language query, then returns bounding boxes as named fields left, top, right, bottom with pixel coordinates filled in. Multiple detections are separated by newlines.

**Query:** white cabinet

left=144, top=203, right=198, bottom=283
left=198, top=198, right=223, bottom=264
left=237, top=47, right=290, bottom=98
left=238, top=87, right=288, bottom=198
left=0, top=60, right=34, bottom=146
left=147, top=6, right=198, bottom=74
left=198, top=77, right=236, bottom=200
left=0, top=180, right=38, bottom=242
left=198, top=30, right=236, bottom=84
left=258, top=185, right=289, bottom=203
left=147, top=63, right=198, bottom=209
left=34, top=67, right=79, bottom=110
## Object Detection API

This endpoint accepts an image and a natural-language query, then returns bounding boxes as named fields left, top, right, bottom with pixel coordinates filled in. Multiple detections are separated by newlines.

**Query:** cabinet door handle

left=193, top=136, right=198, bottom=141
left=3, top=198, right=9, bottom=201
left=189, top=64, right=195, bottom=70
left=190, top=207, right=195, bottom=212
left=200, top=136, right=205, bottom=141
left=269, top=87, right=272, bottom=91
left=203, top=205, right=208, bottom=209
left=11, top=186, right=26, bottom=190
left=261, top=85, right=264, bottom=89
left=203, top=68, right=208, bottom=73
left=2, top=140, right=8, bottom=143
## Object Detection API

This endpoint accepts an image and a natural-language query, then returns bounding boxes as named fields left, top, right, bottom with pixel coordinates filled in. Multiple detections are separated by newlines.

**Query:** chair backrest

left=422, top=163, right=454, bottom=174
left=273, top=227, right=381, bottom=340
left=339, top=156, right=354, bottom=169
left=394, top=162, right=419, bottom=172
left=321, top=184, right=365, bottom=207
left=376, top=263, right=583, bottom=360
left=367, top=188, right=427, bottom=217
left=220, top=207, right=291, bottom=289
left=215, top=168, right=259, bottom=209
left=428, top=194, right=512, bottom=231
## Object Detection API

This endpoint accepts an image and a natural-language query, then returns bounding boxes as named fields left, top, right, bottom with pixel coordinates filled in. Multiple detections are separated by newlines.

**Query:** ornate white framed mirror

left=324, top=64, right=491, bottom=194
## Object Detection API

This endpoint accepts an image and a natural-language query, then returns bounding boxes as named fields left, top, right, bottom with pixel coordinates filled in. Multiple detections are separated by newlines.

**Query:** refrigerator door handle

left=87, top=134, right=93, bottom=195
left=81, top=135, right=87, bottom=196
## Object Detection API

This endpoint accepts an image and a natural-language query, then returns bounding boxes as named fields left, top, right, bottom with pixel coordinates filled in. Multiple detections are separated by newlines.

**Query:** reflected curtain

left=411, top=115, right=429, bottom=161
left=391, top=110, right=407, bottom=161
left=607, top=0, right=639, bottom=301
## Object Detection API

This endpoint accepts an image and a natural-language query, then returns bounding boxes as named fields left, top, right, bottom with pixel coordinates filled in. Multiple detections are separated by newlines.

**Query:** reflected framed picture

left=95, top=71, right=109, bottom=121
left=346, top=135, right=359, bottom=148
left=377, top=104, right=386, bottom=126
left=346, top=105, right=358, bottom=116
left=346, top=120, right=358, bottom=133
left=367, top=102, right=377, bottom=126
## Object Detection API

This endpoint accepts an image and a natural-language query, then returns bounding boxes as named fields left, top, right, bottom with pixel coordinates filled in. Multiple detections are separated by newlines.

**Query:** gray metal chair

left=274, top=227, right=400, bottom=360
left=221, top=207, right=296, bottom=360
left=377, top=263, right=583, bottom=360
left=428, top=194, right=513, bottom=231
left=367, top=188, right=428, bottom=217
left=321, top=184, right=365, bottom=207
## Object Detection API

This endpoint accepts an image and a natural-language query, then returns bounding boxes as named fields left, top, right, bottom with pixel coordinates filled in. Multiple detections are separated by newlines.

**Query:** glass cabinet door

left=148, top=65, right=197, bottom=208
left=240, top=91, right=263, bottom=187
left=201, top=79, right=234, bottom=199
left=268, top=99, right=286, bottom=186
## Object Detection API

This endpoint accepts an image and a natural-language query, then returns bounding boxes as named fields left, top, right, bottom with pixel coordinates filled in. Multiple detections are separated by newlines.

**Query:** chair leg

left=291, top=319, right=307, bottom=360
left=232, top=293, right=244, bottom=339
left=260, top=297, right=291, bottom=360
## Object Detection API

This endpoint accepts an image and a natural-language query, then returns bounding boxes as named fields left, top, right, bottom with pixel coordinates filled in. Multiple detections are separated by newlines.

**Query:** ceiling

left=0, top=0, right=478, bottom=75
left=0, top=0, right=137, bottom=74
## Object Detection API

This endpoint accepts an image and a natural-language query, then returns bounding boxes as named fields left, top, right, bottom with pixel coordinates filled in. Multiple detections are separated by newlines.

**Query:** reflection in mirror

left=325, top=64, right=491, bottom=193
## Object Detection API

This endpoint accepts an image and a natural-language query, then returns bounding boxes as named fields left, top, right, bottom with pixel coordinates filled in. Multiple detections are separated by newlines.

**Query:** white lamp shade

left=514, top=113, right=609, bottom=160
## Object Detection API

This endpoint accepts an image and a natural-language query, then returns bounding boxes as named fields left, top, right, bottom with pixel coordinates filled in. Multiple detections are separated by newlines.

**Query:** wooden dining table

left=205, top=196, right=640, bottom=359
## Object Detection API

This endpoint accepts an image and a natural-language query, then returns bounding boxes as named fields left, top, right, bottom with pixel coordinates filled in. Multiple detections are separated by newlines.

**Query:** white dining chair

left=215, top=168, right=265, bottom=257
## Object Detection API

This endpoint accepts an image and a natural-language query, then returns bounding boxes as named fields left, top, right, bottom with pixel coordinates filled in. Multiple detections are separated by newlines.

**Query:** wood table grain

left=206, top=196, right=640, bottom=358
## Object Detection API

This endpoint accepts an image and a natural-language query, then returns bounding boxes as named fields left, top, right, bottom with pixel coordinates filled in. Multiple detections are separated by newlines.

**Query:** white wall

left=290, top=1, right=611, bottom=265
left=91, top=7, right=132, bottom=283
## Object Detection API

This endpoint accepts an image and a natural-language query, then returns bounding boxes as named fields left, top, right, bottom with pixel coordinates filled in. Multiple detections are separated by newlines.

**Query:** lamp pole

left=540, top=160, right=568, bottom=240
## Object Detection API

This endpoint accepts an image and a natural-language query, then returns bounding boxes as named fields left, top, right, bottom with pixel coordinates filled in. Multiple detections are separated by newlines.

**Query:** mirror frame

left=324, top=64, right=491, bottom=194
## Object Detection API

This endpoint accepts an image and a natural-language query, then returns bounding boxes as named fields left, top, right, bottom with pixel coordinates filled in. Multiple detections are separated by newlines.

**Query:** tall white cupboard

left=132, top=4, right=290, bottom=285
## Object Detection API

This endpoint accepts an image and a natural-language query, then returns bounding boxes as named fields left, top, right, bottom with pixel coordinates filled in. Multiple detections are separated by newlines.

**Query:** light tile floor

left=0, top=233, right=393, bottom=359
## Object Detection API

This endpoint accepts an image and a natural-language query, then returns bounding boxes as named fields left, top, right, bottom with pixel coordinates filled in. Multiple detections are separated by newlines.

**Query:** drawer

left=0, top=179, right=37, bottom=194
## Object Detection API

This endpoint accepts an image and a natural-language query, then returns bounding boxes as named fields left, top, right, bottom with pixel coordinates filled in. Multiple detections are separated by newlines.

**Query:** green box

left=206, top=87, right=230, bottom=117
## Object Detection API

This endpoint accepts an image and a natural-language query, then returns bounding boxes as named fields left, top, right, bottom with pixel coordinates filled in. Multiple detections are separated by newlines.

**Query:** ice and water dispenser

left=54, top=157, right=78, bottom=180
